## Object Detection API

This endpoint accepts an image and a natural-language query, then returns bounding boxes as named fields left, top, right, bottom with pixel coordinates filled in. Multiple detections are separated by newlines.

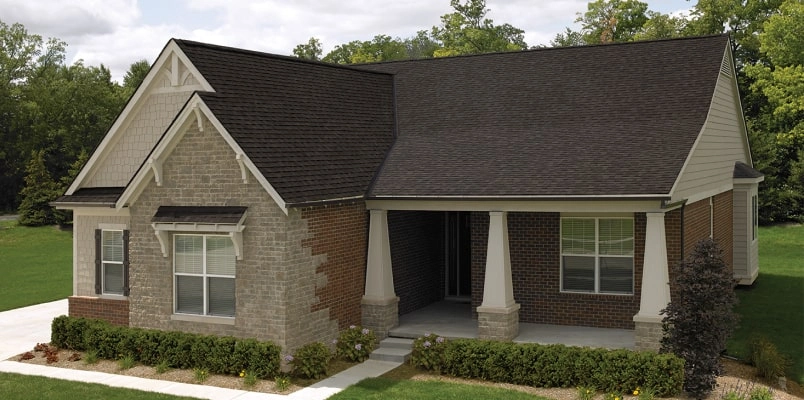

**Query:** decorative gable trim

left=115, top=94, right=289, bottom=214
left=67, top=40, right=213, bottom=195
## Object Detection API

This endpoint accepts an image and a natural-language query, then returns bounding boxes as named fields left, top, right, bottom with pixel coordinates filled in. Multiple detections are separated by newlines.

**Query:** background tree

left=292, top=37, right=323, bottom=61
left=17, top=150, right=61, bottom=226
left=122, top=59, right=150, bottom=96
left=661, top=239, right=739, bottom=399
left=431, top=0, right=527, bottom=56
left=575, top=0, right=649, bottom=43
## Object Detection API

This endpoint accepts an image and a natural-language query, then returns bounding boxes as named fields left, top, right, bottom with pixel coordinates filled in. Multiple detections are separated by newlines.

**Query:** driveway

left=0, top=299, right=68, bottom=360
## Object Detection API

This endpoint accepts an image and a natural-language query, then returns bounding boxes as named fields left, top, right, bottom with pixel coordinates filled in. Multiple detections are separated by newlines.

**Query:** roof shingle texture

left=152, top=206, right=247, bottom=224
left=733, top=161, right=764, bottom=179
left=54, top=187, right=124, bottom=205
left=175, top=40, right=396, bottom=206
left=357, top=35, right=729, bottom=198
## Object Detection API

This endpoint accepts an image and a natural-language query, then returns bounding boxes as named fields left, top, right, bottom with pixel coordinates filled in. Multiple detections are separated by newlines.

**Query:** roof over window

left=733, top=161, right=764, bottom=179
left=152, top=206, right=247, bottom=224
left=52, top=187, right=125, bottom=206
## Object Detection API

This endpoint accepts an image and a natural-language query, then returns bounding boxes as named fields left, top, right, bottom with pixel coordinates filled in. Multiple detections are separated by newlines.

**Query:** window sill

left=560, top=290, right=633, bottom=296
left=171, top=314, right=235, bottom=325
left=99, top=294, right=128, bottom=301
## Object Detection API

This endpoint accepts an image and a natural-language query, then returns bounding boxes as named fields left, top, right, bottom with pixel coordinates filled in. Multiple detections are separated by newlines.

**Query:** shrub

left=50, top=316, right=281, bottom=378
left=435, top=339, right=683, bottom=396
left=749, top=387, right=774, bottom=400
left=410, top=333, right=448, bottom=372
left=290, top=342, right=331, bottom=379
left=749, top=336, right=790, bottom=380
left=275, top=375, right=291, bottom=392
left=661, top=238, right=738, bottom=399
left=155, top=360, right=170, bottom=374
left=84, top=349, right=98, bottom=365
left=335, top=325, right=376, bottom=362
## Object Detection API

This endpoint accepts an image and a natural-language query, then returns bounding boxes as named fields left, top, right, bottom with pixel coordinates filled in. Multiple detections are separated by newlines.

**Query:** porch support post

left=633, top=211, right=671, bottom=351
left=361, top=209, right=398, bottom=339
left=477, top=211, right=520, bottom=341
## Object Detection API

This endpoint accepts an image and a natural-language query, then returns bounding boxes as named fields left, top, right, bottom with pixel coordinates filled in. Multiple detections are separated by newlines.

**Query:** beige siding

left=672, top=70, right=749, bottom=201
left=732, top=188, right=749, bottom=278
left=73, top=214, right=130, bottom=296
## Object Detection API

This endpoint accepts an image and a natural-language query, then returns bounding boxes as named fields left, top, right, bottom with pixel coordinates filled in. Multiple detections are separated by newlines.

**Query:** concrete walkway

left=0, top=300, right=400, bottom=399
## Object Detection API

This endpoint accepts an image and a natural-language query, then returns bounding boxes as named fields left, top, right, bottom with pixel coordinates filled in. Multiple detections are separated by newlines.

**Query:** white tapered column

left=361, top=209, right=398, bottom=338
left=477, top=211, right=519, bottom=340
left=634, top=211, right=671, bottom=351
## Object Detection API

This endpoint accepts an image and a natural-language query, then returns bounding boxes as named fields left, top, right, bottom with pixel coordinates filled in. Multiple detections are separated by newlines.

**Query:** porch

left=389, top=301, right=635, bottom=349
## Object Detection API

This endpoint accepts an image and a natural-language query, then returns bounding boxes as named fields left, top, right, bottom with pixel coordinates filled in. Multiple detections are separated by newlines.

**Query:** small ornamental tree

left=660, top=238, right=738, bottom=399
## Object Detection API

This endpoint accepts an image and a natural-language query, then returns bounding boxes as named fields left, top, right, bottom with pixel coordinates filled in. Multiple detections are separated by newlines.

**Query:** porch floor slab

left=390, top=301, right=635, bottom=350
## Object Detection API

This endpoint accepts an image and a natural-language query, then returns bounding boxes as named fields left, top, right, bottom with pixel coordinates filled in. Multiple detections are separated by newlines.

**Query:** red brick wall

left=68, top=296, right=129, bottom=326
left=683, top=198, right=711, bottom=258
left=713, top=191, right=734, bottom=272
left=470, top=212, right=645, bottom=330
left=303, top=202, right=367, bottom=330
left=388, top=211, right=444, bottom=315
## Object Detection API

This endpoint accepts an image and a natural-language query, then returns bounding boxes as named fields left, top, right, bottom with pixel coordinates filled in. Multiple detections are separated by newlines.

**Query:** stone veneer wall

left=471, top=212, right=646, bottom=330
left=128, top=117, right=338, bottom=351
left=388, top=211, right=444, bottom=316
left=69, top=296, right=129, bottom=326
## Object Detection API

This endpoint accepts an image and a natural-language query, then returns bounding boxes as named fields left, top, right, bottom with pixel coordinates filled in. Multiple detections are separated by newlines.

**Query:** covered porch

left=389, top=301, right=635, bottom=349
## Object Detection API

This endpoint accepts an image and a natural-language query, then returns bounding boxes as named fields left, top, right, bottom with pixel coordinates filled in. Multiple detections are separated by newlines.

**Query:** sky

left=1, top=0, right=693, bottom=82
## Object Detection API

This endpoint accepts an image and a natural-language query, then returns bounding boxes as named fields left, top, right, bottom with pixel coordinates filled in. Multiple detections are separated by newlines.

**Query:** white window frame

left=560, top=217, right=634, bottom=295
left=101, top=229, right=125, bottom=295
left=751, top=194, right=758, bottom=242
left=173, top=234, right=236, bottom=317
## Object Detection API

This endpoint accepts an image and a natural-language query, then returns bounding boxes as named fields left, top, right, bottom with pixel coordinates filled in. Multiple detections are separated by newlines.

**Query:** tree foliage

left=292, top=37, right=323, bottom=61
left=17, top=150, right=62, bottom=226
left=661, top=239, right=738, bottom=399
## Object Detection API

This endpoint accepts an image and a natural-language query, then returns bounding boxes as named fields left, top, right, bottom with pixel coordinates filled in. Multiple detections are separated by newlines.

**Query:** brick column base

left=361, top=297, right=399, bottom=339
left=477, top=304, right=520, bottom=341
left=634, top=318, right=663, bottom=351
left=68, top=296, right=130, bottom=326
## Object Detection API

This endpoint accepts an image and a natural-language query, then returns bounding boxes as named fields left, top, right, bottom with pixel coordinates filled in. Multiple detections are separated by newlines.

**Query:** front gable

left=669, top=44, right=753, bottom=203
left=67, top=40, right=213, bottom=194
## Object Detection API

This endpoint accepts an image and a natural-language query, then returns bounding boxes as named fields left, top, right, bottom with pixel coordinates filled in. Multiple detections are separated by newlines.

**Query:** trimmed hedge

left=51, top=316, right=280, bottom=378
left=421, top=339, right=684, bottom=397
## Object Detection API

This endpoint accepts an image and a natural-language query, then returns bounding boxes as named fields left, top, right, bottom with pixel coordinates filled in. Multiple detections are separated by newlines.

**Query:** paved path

left=0, top=300, right=400, bottom=399
left=0, top=214, right=18, bottom=221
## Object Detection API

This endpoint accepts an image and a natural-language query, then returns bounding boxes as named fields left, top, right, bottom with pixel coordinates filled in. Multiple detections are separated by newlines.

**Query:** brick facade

left=470, top=212, right=646, bottom=330
left=303, top=202, right=368, bottom=330
left=388, top=211, right=444, bottom=315
left=683, top=197, right=712, bottom=258
left=68, top=296, right=129, bottom=326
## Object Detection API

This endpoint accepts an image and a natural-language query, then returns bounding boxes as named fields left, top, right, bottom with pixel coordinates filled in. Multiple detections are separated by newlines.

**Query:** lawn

left=328, top=377, right=548, bottom=399
left=0, top=372, right=198, bottom=400
left=726, top=224, right=804, bottom=384
left=0, top=220, right=72, bottom=311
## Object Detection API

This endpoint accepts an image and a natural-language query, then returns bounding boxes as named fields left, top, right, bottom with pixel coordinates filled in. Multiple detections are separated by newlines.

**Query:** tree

left=550, top=27, right=586, bottom=47
left=123, top=59, right=150, bottom=96
left=634, top=11, right=687, bottom=40
left=431, top=0, right=527, bottom=56
left=18, top=150, right=62, bottom=226
left=661, top=239, right=738, bottom=399
left=575, top=0, right=650, bottom=43
left=293, top=37, right=323, bottom=61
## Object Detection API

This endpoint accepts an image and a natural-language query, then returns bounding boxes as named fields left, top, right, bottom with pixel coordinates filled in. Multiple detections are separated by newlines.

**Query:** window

left=561, top=217, right=634, bottom=294
left=752, top=194, right=758, bottom=241
left=95, top=229, right=129, bottom=296
left=174, top=234, right=236, bottom=317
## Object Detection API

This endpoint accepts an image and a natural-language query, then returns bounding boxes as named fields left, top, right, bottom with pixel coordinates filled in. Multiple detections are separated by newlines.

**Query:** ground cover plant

left=0, top=220, right=71, bottom=311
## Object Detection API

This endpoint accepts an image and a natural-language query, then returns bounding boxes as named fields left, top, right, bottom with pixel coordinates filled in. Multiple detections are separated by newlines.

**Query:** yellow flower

left=633, top=389, right=640, bottom=395
left=239, top=370, right=245, bottom=377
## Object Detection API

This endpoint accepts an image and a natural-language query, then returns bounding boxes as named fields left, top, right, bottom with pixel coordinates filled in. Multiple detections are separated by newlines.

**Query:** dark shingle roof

left=53, top=187, right=125, bottom=206
left=152, top=206, right=247, bottom=224
left=174, top=40, right=396, bottom=206
left=734, top=161, right=764, bottom=179
left=357, top=35, right=730, bottom=198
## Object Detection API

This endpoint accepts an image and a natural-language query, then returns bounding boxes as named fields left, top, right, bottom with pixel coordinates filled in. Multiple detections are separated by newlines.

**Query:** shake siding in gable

left=672, top=55, right=749, bottom=201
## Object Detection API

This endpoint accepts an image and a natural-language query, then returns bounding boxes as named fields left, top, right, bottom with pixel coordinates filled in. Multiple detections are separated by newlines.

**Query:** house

left=53, top=34, right=762, bottom=352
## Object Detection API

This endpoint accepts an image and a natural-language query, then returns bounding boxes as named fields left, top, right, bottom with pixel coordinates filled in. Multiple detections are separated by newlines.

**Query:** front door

left=445, top=211, right=471, bottom=299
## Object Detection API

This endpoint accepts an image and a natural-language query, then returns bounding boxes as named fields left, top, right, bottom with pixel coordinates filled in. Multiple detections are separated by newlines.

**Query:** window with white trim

left=561, top=217, right=634, bottom=294
left=752, top=194, right=758, bottom=241
left=174, top=234, right=236, bottom=317
left=100, top=230, right=125, bottom=295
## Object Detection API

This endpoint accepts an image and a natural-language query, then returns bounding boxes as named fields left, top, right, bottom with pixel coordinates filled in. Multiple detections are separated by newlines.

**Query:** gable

left=669, top=45, right=752, bottom=203
left=67, top=41, right=212, bottom=194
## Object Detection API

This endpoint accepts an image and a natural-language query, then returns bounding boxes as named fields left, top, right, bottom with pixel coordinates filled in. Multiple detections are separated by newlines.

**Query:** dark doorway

left=445, top=211, right=472, bottom=299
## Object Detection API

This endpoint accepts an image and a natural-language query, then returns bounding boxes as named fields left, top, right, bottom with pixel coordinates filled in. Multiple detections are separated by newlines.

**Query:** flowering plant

left=336, top=325, right=376, bottom=362
left=410, top=333, right=447, bottom=372
left=577, top=386, right=596, bottom=400
left=289, top=342, right=331, bottom=379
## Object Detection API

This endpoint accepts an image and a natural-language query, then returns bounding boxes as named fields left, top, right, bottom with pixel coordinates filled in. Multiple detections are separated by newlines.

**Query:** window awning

left=151, top=206, right=247, bottom=259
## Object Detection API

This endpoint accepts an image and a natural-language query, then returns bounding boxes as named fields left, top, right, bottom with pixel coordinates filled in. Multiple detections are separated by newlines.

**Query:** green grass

left=0, top=372, right=199, bottom=400
left=328, top=377, right=548, bottom=399
left=726, top=224, right=804, bottom=384
left=0, top=220, right=72, bottom=311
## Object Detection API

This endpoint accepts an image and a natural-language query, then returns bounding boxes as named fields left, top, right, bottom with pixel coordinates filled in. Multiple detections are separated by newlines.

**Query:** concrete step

left=369, top=346, right=411, bottom=363
left=379, top=337, right=414, bottom=350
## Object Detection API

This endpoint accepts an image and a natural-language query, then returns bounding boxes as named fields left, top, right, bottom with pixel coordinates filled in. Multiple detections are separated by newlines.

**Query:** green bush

left=290, top=342, right=332, bottom=379
left=433, top=339, right=683, bottom=397
left=335, top=325, right=376, bottom=362
left=50, top=316, right=280, bottom=378
left=410, top=333, right=448, bottom=372
left=749, top=336, right=791, bottom=380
